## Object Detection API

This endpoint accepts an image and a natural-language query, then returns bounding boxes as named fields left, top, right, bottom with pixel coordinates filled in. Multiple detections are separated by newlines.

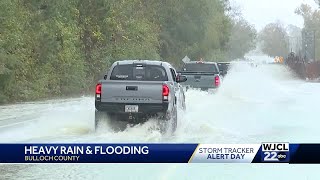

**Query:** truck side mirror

left=220, top=70, right=226, bottom=75
left=104, top=74, right=108, bottom=80
left=176, top=75, right=187, bottom=83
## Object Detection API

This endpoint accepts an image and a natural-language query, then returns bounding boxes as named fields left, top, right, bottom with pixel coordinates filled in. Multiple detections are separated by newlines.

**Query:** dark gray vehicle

left=178, top=61, right=221, bottom=91
left=217, top=62, right=231, bottom=77
left=95, top=60, right=187, bottom=133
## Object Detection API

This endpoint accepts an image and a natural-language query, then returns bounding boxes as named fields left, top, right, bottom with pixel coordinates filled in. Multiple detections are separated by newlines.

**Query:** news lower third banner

left=0, top=143, right=320, bottom=164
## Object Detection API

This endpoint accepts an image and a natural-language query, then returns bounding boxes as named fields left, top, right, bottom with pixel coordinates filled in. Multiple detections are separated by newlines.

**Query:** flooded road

left=1, top=56, right=320, bottom=179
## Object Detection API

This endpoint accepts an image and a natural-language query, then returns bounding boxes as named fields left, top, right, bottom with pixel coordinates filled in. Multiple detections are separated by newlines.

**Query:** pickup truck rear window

left=184, top=63, right=218, bottom=73
left=110, top=64, right=168, bottom=81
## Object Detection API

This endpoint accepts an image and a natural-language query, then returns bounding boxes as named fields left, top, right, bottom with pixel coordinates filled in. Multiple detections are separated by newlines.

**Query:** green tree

left=154, top=0, right=232, bottom=64
left=296, top=3, right=320, bottom=60
left=226, top=18, right=257, bottom=60
left=259, top=22, right=289, bottom=57
left=0, top=0, right=242, bottom=104
left=77, top=0, right=160, bottom=82
left=0, top=0, right=32, bottom=102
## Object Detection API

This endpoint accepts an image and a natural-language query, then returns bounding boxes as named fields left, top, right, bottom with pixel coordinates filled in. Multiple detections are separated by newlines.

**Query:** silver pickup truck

left=94, top=60, right=187, bottom=133
left=178, top=61, right=221, bottom=91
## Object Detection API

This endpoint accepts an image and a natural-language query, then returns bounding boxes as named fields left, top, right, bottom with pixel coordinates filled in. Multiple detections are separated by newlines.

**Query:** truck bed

left=178, top=71, right=219, bottom=89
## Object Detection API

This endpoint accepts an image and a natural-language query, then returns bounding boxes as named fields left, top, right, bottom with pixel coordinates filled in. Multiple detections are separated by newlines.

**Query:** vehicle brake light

left=215, top=76, right=220, bottom=87
left=162, top=84, right=169, bottom=101
left=96, top=83, right=102, bottom=97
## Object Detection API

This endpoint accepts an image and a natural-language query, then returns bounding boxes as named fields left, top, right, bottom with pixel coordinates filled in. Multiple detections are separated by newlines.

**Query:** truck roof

left=114, top=60, right=171, bottom=67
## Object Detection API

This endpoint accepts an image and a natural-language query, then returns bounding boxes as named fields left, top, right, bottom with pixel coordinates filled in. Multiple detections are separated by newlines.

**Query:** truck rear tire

left=94, top=112, right=99, bottom=131
left=159, top=107, right=177, bottom=135
left=95, top=110, right=105, bottom=131
left=182, top=94, right=186, bottom=111
left=171, top=107, right=177, bottom=133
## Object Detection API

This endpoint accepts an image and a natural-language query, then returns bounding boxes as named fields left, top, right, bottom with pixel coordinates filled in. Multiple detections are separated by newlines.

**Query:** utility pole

left=302, top=29, right=317, bottom=61
left=314, top=30, right=316, bottom=61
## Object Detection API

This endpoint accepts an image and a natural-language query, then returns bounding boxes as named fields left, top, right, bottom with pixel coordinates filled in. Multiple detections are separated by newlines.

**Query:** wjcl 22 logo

left=261, top=143, right=290, bottom=163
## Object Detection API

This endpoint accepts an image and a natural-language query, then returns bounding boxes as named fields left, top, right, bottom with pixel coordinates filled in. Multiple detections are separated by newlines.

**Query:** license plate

left=125, top=105, right=139, bottom=113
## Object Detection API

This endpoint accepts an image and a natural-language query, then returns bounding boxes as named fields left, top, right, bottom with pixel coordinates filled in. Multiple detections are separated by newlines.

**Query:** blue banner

left=1, top=143, right=320, bottom=163
left=289, top=144, right=320, bottom=164
left=0, top=144, right=198, bottom=163
left=251, top=143, right=320, bottom=164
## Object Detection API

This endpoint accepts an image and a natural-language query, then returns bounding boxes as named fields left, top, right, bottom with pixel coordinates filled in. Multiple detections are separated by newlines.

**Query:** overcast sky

left=233, top=0, right=318, bottom=31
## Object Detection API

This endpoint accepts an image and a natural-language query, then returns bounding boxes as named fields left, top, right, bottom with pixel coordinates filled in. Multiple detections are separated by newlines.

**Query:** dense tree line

left=226, top=17, right=257, bottom=60
left=295, top=3, right=320, bottom=60
left=258, top=3, right=320, bottom=59
left=0, top=0, right=256, bottom=103
left=258, top=22, right=289, bottom=57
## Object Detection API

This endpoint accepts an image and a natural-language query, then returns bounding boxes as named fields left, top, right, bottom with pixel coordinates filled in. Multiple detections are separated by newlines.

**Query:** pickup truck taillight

left=215, top=76, right=220, bottom=87
left=96, top=83, right=102, bottom=99
left=162, top=84, right=169, bottom=101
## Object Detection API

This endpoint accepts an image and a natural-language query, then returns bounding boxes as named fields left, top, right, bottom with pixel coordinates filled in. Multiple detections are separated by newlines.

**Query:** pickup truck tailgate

left=101, top=81, right=163, bottom=104
left=180, top=72, right=217, bottom=88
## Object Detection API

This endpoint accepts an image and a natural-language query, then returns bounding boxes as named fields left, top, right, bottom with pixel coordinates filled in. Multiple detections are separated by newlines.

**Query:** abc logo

left=277, top=152, right=287, bottom=161
left=263, top=151, right=288, bottom=162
